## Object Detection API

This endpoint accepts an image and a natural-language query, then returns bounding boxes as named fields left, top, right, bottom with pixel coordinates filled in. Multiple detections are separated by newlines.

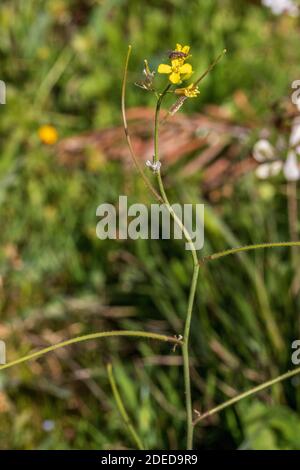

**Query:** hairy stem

left=107, top=363, right=144, bottom=450
left=0, top=330, right=182, bottom=372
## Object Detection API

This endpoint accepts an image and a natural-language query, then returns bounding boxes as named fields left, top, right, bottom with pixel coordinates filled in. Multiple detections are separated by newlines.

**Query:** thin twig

left=107, top=363, right=144, bottom=450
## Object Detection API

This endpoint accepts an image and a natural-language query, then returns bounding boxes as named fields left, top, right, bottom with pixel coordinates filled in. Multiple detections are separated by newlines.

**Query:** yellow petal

left=171, top=58, right=180, bottom=67
left=182, top=45, right=190, bottom=55
left=175, top=43, right=182, bottom=51
left=169, top=72, right=181, bottom=84
left=158, top=63, right=172, bottom=74
left=179, top=63, right=192, bottom=75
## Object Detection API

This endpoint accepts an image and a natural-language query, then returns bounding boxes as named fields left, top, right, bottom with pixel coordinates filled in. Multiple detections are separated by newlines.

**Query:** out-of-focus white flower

left=146, top=160, right=161, bottom=173
left=262, top=0, right=299, bottom=16
left=256, top=160, right=283, bottom=179
left=284, top=151, right=300, bottom=180
left=253, top=139, right=283, bottom=179
left=253, top=139, right=275, bottom=162
left=291, top=80, right=300, bottom=111
left=253, top=120, right=300, bottom=181
left=290, top=117, right=300, bottom=154
left=283, top=118, right=300, bottom=181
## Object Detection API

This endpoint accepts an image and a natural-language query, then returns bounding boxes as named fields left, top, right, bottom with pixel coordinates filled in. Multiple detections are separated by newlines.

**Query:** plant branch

left=183, top=265, right=200, bottom=449
left=201, top=241, right=300, bottom=263
left=193, top=365, right=300, bottom=426
left=0, top=330, right=182, bottom=372
left=107, top=363, right=144, bottom=450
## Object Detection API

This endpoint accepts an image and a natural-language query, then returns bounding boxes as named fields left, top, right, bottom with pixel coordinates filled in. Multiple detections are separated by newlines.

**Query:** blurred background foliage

left=1, top=0, right=300, bottom=450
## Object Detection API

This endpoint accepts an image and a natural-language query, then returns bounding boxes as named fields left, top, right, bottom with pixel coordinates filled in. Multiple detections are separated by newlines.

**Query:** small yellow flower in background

left=175, top=83, right=200, bottom=98
left=158, top=59, right=193, bottom=84
left=38, top=125, right=58, bottom=145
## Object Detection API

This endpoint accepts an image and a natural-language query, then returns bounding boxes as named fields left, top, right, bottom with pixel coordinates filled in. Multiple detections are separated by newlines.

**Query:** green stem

left=0, top=330, right=182, bottom=372
left=153, top=84, right=171, bottom=164
left=121, top=45, right=162, bottom=203
left=153, top=87, right=199, bottom=449
left=183, top=265, right=200, bottom=449
left=202, top=241, right=300, bottom=263
left=157, top=171, right=199, bottom=266
left=193, top=365, right=300, bottom=426
left=154, top=85, right=198, bottom=266
left=107, top=363, right=144, bottom=450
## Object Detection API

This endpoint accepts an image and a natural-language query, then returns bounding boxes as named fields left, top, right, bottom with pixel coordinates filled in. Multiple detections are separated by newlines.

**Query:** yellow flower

left=158, top=59, right=193, bottom=84
left=175, top=43, right=190, bottom=57
left=175, top=83, right=200, bottom=98
left=38, top=125, right=58, bottom=145
left=168, top=44, right=191, bottom=62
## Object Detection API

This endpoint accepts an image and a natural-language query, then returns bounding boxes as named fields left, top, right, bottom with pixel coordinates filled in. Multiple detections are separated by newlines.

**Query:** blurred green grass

left=1, top=0, right=300, bottom=450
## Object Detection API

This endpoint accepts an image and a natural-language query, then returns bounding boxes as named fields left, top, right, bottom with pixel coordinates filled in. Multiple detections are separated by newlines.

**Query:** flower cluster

left=138, top=43, right=205, bottom=173
left=253, top=117, right=300, bottom=181
left=136, top=43, right=201, bottom=102
left=157, top=43, right=200, bottom=98
left=158, top=44, right=193, bottom=85
left=175, top=83, right=200, bottom=98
